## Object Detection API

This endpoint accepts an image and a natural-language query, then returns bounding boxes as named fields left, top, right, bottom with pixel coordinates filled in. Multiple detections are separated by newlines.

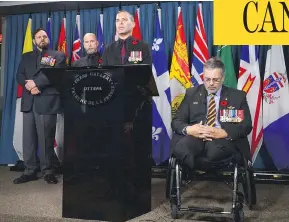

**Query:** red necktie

left=121, top=40, right=126, bottom=64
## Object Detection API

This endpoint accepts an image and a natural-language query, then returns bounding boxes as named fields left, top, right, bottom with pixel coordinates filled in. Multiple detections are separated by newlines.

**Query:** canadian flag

left=132, top=8, right=142, bottom=40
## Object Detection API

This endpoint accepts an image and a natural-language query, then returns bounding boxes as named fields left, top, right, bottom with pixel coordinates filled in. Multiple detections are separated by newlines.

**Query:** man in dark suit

left=72, top=33, right=101, bottom=67
left=101, top=10, right=151, bottom=65
left=14, top=28, right=66, bottom=184
left=101, top=10, right=152, bottom=123
left=172, top=57, right=252, bottom=169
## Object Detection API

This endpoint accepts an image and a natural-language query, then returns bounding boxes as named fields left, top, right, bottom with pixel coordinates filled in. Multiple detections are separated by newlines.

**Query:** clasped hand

left=186, top=121, right=228, bottom=141
left=25, top=80, right=40, bottom=95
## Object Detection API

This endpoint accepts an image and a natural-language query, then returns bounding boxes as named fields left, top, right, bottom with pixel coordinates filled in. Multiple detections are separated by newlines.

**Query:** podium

left=42, top=65, right=158, bottom=222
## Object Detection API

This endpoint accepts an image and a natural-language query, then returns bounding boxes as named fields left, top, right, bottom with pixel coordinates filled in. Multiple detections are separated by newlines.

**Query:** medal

left=40, top=56, right=56, bottom=67
left=128, top=51, right=142, bottom=63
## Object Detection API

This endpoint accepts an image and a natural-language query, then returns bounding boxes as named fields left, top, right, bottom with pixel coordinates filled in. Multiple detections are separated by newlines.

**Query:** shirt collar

left=118, top=36, right=133, bottom=44
left=216, top=85, right=222, bottom=97
left=207, top=85, right=222, bottom=97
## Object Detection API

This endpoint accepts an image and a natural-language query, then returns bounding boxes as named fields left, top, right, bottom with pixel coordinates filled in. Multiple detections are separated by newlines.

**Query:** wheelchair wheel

left=242, top=167, right=256, bottom=209
left=165, top=167, right=171, bottom=199
left=171, top=203, right=178, bottom=219
left=233, top=205, right=244, bottom=222
left=170, top=168, right=179, bottom=219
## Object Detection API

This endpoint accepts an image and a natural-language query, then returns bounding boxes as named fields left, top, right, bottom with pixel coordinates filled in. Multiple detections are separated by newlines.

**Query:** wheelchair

left=166, top=148, right=256, bottom=222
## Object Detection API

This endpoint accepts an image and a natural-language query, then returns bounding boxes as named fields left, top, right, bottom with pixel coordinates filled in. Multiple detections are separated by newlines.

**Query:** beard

left=86, top=48, right=97, bottom=54
left=36, top=41, right=49, bottom=49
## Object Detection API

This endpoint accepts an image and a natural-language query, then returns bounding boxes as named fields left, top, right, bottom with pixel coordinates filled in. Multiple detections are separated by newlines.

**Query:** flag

left=132, top=8, right=142, bottom=40
left=57, top=17, right=68, bottom=64
left=13, top=18, right=33, bottom=160
left=152, top=8, right=172, bottom=165
left=97, top=13, right=104, bottom=55
left=191, top=3, right=209, bottom=86
left=169, top=7, right=191, bottom=117
left=217, top=45, right=237, bottom=88
left=55, top=17, right=68, bottom=161
left=71, top=14, right=82, bottom=63
left=237, top=46, right=263, bottom=163
left=263, top=45, right=289, bottom=170
left=46, top=17, right=53, bottom=49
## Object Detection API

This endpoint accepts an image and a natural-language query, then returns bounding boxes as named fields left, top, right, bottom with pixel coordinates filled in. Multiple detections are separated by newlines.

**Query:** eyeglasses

left=203, top=78, right=222, bottom=83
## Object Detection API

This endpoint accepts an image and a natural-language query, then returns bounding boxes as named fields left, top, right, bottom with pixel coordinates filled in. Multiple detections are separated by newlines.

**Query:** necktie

left=206, top=93, right=216, bottom=127
left=87, top=54, right=96, bottom=66
left=120, top=40, right=126, bottom=64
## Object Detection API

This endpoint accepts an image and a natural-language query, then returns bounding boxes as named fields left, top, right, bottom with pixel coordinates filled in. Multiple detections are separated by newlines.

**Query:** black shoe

left=13, top=174, right=38, bottom=184
left=44, top=174, right=58, bottom=184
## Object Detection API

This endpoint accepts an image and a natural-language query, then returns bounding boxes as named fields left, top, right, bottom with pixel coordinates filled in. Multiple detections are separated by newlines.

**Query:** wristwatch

left=182, top=126, right=188, bottom=136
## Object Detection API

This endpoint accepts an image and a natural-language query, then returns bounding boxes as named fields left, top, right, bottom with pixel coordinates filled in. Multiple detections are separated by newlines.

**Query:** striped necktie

left=206, top=93, right=216, bottom=127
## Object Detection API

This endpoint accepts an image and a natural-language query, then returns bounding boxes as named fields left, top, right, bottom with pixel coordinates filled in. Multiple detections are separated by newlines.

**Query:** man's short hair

left=117, top=10, right=134, bottom=22
left=33, top=28, right=46, bottom=39
left=83, top=33, right=97, bottom=41
left=203, top=57, right=225, bottom=76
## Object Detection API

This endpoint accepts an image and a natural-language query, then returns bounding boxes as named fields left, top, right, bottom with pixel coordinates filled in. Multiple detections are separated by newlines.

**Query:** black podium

left=42, top=65, right=158, bottom=222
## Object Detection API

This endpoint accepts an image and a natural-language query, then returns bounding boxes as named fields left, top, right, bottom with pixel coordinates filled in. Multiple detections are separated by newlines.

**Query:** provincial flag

left=97, top=13, right=105, bottom=55
left=13, top=18, right=33, bottom=161
left=46, top=17, right=53, bottom=49
left=237, top=45, right=263, bottom=163
left=263, top=45, right=289, bottom=170
left=71, top=14, right=82, bottom=63
left=191, top=3, right=209, bottom=86
left=152, top=8, right=172, bottom=165
left=169, top=6, right=191, bottom=117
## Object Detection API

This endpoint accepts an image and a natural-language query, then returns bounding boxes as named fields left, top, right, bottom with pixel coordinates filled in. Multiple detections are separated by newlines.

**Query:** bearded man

left=14, top=28, right=66, bottom=184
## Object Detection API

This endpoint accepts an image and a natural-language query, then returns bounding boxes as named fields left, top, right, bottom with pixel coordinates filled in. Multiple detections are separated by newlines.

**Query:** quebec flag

left=152, top=8, right=172, bottom=165
left=263, top=45, right=289, bottom=170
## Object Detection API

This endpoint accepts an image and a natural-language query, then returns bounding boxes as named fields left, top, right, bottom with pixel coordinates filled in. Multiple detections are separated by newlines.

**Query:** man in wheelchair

left=172, top=57, right=252, bottom=170
left=168, top=57, right=255, bottom=221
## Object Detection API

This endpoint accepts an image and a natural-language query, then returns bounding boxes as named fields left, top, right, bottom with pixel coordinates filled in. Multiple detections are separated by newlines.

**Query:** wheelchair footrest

left=180, top=206, right=227, bottom=214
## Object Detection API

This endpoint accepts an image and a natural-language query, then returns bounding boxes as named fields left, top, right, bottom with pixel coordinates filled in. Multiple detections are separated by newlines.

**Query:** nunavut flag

left=169, top=6, right=191, bottom=117
left=13, top=18, right=33, bottom=160
left=237, top=46, right=263, bottom=163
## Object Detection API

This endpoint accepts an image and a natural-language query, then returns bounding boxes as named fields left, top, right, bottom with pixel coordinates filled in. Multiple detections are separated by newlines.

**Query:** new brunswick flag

left=169, top=7, right=191, bottom=116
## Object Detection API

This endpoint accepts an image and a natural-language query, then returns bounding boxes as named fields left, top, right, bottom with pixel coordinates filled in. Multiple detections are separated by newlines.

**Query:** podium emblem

left=71, top=71, right=115, bottom=106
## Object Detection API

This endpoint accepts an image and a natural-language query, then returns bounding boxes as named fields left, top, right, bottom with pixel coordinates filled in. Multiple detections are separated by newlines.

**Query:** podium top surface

left=41, top=64, right=159, bottom=96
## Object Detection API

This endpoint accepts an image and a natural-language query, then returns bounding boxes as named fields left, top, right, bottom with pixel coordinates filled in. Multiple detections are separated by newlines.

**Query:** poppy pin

left=220, top=100, right=228, bottom=107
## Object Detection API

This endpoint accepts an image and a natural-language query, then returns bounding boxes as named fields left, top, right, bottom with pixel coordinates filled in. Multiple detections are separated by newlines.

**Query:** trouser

left=23, top=104, right=57, bottom=176
left=172, top=135, right=236, bottom=169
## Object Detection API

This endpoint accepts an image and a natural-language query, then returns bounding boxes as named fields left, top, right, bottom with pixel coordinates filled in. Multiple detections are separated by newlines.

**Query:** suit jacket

left=71, top=53, right=101, bottom=67
left=16, top=49, right=66, bottom=114
left=171, top=85, right=253, bottom=161
left=101, top=36, right=152, bottom=65
left=101, top=36, right=152, bottom=122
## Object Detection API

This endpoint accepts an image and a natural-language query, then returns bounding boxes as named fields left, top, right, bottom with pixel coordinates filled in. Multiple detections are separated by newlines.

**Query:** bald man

left=102, top=10, right=151, bottom=66
left=72, top=33, right=101, bottom=67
